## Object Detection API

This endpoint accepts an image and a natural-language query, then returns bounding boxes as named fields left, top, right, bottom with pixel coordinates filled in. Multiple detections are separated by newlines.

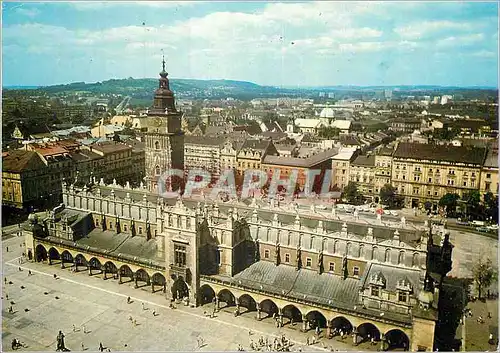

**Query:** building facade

left=24, top=181, right=452, bottom=351
left=144, top=58, right=184, bottom=192
left=392, top=143, right=487, bottom=208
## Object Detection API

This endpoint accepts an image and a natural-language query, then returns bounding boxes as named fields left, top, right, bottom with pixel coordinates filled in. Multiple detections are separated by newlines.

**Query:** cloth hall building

left=23, top=60, right=452, bottom=352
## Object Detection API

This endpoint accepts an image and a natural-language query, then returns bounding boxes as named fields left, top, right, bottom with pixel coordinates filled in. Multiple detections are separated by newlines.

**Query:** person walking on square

left=82, top=325, right=87, bottom=334
left=99, top=342, right=104, bottom=352
left=81, top=342, right=85, bottom=351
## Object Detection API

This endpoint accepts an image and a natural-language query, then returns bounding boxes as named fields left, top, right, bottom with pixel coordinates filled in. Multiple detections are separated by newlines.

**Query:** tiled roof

left=263, top=148, right=338, bottom=168
left=240, top=139, right=271, bottom=151
left=2, top=150, right=46, bottom=173
left=90, top=142, right=132, bottom=154
left=360, top=263, right=421, bottom=297
left=184, top=135, right=224, bottom=146
left=352, top=155, right=375, bottom=167
left=484, top=149, right=498, bottom=168
left=394, top=142, right=487, bottom=165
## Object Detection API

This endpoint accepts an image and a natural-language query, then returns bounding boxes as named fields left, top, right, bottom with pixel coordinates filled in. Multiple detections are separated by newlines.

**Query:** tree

left=484, top=192, right=499, bottom=222
left=439, top=193, right=460, bottom=215
left=472, top=258, right=498, bottom=299
left=462, top=190, right=481, bottom=219
left=343, top=182, right=363, bottom=205
left=318, top=126, right=340, bottom=139
left=379, top=184, right=402, bottom=209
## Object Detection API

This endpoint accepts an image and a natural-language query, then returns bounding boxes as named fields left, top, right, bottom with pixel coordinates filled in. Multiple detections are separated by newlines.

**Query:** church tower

left=144, top=55, right=184, bottom=192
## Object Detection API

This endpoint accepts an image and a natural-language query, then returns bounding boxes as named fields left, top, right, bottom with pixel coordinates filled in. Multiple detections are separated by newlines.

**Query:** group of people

left=11, top=338, right=24, bottom=350
left=246, top=334, right=293, bottom=352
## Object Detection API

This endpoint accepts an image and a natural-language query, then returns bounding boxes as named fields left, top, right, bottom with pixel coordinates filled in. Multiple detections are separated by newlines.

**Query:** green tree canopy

left=342, top=182, right=363, bottom=205
left=379, top=184, right=403, bottom=208
left=439, top=193, right=460, bottom=211
left=472, top=258, right=498, bottom=299
left=318, top=126, right=341, bottom=139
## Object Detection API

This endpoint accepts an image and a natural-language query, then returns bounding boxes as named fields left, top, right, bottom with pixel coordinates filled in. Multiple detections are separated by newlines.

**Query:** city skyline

left=2, top=1, right=499, bottom=87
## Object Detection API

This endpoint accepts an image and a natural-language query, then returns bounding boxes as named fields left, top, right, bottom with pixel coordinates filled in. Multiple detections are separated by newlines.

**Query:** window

left=329, top=262, right=335, bottom=272
left=174, top=244, right=187, bottom=267
left=371, top=286, right=379, bottom=297
left=124, top=225, right=127, bottom=232
left=306, top=258, right=312, bottom=268
left=109, top=222, right=113, bottom=230
left=486, top=173, right=491, bottom=179
left=353, top=266, right=360, bottom=276
left=95, top=220, right=99, bottom=226
left=398, top=291, right=408, bottom=303
left=155, top=166, right=161, bottom=175
left=139, top=227, right=143, bottom=235
left=285, top=253, right=290, bottom=263
left=155, top=141, right=160, bottom=150
left=264, top=250, right=270, bottom=259
left=402, top=175, right=406, bottom=180
left=428, top=178, right=432, bottom=183
left=463, top=181, right=467, bottom=187
left=485, top=182, right=491, bottom=191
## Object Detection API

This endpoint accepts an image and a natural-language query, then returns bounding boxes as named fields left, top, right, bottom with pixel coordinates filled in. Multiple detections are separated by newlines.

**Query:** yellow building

left=331, top=147, right=358, bottom=190
left=392, top=142, right=487, bottom=209
left=480, top=149, right=499, bottom=196
left=236, top=139, right=277, bottom=176
left=374, top=147, right=394, bottom=201
left=2, top=150, right=51, bottom=210
left=350, top=154, right=375, bottom=199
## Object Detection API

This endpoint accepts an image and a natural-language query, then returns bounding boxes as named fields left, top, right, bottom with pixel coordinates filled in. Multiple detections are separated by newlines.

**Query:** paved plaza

left=1, top=235, right=366, bottom=352
left=448, top=229, right=498, bottom=285
left=2, top=223, right=497, bottom=352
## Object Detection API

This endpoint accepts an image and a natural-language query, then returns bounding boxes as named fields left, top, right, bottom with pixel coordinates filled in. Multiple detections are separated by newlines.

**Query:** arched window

left=412, top=253, right=419, bottom=267
left=155, top=141, right=160, bottom=150
left=398, top=251, right=405, bottom=265
left=155, top=166, right=161, bottom=175
left=385, top=248, right=391, bottom=262
left=359, top=244, right=364, bottom=258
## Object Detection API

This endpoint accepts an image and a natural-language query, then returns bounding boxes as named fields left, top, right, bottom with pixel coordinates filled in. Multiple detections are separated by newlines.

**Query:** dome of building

left=319, top=107, right=335, bottom=118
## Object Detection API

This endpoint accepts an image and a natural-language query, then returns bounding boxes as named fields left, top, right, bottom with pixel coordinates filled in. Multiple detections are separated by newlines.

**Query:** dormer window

left=371, top=286, right=380, bottom=297
left=398, top=291, right=409, bottom=302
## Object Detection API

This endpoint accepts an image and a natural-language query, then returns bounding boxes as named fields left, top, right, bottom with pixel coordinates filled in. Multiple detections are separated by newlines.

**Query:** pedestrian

left=133, top=319, right=137, bottom=326
left=316, top=326, right=320, bottom=336
left=81, top=342, right=85, bottom=351
left=6, top=294, right=8, bottom=300
left=53, top=274, right=57, bottom=279
left=142, top=302, right=145, bottom=310
left=73, top=325, right=76, bottom=332
left=4, top=277, right=7, bottom=284
left=152, top=310, right=156, bottom=316
left=18, top=267, right=22, bottom=271
left=28, top=270, right=32, bottom=276
left=306, top=337, right=310, bottom=346
left=488, top=312, right=492, bottom=319
left=9, top=306, right=13, bottom=313
left=82, top=325, right=87, bottom=334
left=99, top=342, right=104, bottom=352
left=127, top=296, right=131, bottom=304
left=6, top=247, right=9, bottom=252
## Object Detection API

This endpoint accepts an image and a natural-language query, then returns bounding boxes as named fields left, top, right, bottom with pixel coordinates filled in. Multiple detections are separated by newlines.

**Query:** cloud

left=470, top=50, right=496, bottom=58
left=435, top=33, right=485, bottom=48
left=15, top=7, right=40, bottom=18
left=69, top=1, right=195, bottom=11
left=394, top=20, right=475, bottom=39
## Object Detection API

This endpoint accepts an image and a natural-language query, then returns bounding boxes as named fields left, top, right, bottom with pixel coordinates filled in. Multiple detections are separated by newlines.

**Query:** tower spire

left=162, top=51, right=166, bottom=73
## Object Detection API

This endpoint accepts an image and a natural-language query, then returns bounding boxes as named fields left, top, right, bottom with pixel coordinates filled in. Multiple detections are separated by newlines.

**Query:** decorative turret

left=149, top=54, right=177, bottom=115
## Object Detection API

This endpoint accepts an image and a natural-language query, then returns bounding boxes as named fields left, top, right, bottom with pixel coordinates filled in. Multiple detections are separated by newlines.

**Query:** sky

left=2, top=1, right=499, bottom=87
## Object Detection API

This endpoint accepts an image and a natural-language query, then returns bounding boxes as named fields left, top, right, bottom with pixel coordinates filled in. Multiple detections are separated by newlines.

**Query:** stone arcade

left=24, top=180, right=452, bottom=351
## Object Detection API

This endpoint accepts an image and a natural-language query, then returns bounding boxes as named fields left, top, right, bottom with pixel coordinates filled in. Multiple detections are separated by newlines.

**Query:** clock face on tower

left=155, top=117, right=163, bottom=127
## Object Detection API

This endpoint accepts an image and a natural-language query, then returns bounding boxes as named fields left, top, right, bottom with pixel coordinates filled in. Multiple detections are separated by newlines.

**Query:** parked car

left=316, top=205, right=327, bottom=210
left=476, top=226, right=492, bottom=233
left=390, top=210, right=398, bottom=216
